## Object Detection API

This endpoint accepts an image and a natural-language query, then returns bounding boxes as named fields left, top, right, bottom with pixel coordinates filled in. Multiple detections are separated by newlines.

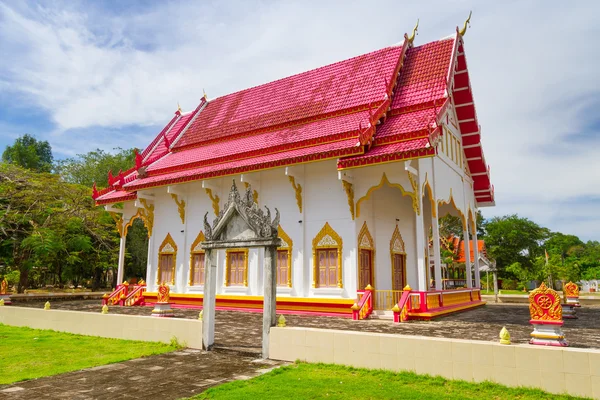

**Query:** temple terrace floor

left=12, top=300, right=600, bottom=351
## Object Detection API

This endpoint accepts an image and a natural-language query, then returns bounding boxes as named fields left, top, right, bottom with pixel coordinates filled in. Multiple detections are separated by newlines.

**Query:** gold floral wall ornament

left=288, top=176, right=302, bottom=213
left=205, top=188, right=220, bottom=216
left=157, top=233, right=178, bottom=285
left=278, top=225, right=293, bottom=288
left=312, top=222, right=343, bottom=288
left=139, top=198, right=155, bottom=237
left=170, top=193, right=186, bottom=224
left=109, top=212, right=124, bottom=237
left=529, top=282, right=562, bottom=322
left=407, top=171, right=420, bottom=215
left=342, top=180, right=355, bottom=220
left=243, top=182, right=259, bottom=204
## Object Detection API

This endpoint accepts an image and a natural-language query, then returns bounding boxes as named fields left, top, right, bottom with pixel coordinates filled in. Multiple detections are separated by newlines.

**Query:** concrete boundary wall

left=0, top=306, right=203, bottom=349
left=270, top=327, right=600, bottom=399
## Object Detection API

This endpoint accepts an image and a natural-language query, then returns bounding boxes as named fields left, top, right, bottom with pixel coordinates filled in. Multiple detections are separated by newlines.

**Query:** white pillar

left=262, top=245, right=277, bottom=359
left=117, top=235, right=126, bottom=285
left=463, top=222, right=472, bottom=288
left=415, top=196, right=427, bottom=291
left=432, top=207, right=443, bottom=291
left=145, top=232, right=155, bottom=290
left=472, top=219, right=481, bottom=289
left=202, top=249, right=217, bottom=350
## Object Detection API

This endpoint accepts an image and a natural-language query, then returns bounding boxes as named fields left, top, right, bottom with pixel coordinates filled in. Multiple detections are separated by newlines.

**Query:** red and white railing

left=351, top=285, right=374, bottom=320
left=393, top=288, right=482, bottom=322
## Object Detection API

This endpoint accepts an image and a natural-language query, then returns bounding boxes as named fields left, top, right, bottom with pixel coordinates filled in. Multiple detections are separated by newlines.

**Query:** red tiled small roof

left=449, top=237, right=488, bottom=263
left=95, top=190, right=137, bottom=205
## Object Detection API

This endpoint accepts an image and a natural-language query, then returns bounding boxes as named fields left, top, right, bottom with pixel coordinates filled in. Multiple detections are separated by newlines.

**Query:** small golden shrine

left=528, top=283, right=568, bottom=347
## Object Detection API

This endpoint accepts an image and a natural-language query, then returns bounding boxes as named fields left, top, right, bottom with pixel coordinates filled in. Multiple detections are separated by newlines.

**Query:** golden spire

left=202, top=88, right=207, bottom=100
left=407, top=19, right=419, bottom=44
left=459, top=11, right=472, bottom=37
left=177, top=102, right=182, bottom=113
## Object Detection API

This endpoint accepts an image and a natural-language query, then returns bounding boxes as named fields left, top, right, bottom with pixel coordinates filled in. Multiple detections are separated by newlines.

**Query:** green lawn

left=193, top=363, right=584, bottom=400
left=0, top=324, right=178, bottom=384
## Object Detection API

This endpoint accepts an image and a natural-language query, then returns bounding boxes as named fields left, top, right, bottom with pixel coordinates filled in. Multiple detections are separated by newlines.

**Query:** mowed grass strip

left=193, top=362, right=585, bottom=400
left=0, top=323, right=178, bottom=384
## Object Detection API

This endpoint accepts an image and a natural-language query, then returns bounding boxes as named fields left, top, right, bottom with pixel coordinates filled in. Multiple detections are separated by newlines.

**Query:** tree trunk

left=18, top=267, right=29, bottom=293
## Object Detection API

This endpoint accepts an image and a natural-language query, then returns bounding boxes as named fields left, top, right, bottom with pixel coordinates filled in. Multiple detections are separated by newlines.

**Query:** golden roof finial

left=177, top=102, right=182, bottom=113
left=459, top=11, right=472, bottom=37
left=407, top=19, right=419, bottom=44
left=202, top=88, right=207, bottom=100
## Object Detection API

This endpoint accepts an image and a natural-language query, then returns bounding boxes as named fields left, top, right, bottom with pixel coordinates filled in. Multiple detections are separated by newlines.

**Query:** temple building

left=94, top=20, right=494, bottom=318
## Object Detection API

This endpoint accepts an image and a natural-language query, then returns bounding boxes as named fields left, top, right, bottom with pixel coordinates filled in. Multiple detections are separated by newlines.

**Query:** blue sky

left=0, top=1, right=599, bottom=240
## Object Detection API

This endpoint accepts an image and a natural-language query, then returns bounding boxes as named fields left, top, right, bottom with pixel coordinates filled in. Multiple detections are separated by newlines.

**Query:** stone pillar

left=202, top=249, right=217, bottom=351
left=415, top=197, right=427, bottom=291
left=431, top=206, right=443, bottom=291
left=463, top=223, right=472, bottom=288
left=262, top=245, right=277, bottom=358
left=117, top=235, right=126, bottom=285
left=472, top=220, right=481, bottom=289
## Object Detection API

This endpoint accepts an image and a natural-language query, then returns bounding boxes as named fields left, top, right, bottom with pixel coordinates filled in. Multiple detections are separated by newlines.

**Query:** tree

left=2, top=134, right=53, bottom=173
left=483, top=214, right=550, bottom=278
left=439, top=210, right=486, bottom=239
left=55, top=148, right=137, bottom=188
left=0, top=163, right=118, bottom=292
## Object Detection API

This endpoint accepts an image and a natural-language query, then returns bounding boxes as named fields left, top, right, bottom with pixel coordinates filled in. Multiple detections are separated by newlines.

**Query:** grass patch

left=0, top=323, right=178, bottom=384
left=192, top=362, right=584, bottom=400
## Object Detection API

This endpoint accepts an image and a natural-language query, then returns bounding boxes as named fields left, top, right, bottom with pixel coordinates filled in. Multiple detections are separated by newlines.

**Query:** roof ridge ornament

left=459, top=11, right=472, bottom=37
left=177, top=102, right=182, bottom=113
left=202, top=89, right=208, bottom=100
left=407, top=19, right=419, bottom=45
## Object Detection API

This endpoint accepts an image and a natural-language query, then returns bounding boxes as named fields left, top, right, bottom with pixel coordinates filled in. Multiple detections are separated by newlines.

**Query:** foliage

left=55, top=147, right=137, bottom=188
left=2, top=134, right=53, bottom=173
left=439, top=210, right=485, bottom=239
left=125, top=218, right=149, bottom=281
left=482, top=215, right=549, bottom=278
left=192, top=362, right=582, bottom=400
left=0, top=324, right=176, bottom=384
left=0, top=163, right=118, bottom=292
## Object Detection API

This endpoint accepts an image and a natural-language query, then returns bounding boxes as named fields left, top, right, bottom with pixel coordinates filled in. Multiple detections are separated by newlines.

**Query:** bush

left=501, top=279, right=517, bottom=290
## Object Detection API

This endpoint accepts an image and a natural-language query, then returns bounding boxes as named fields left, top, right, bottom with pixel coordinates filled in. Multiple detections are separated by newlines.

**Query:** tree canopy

left=2, top=134, right=53, bottom=173
left=55, top=148, right=137, bottom=188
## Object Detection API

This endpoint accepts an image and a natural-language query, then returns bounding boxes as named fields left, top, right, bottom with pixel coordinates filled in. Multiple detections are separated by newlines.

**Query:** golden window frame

left=277, top=225, right=293, bottom=288
left=188, top=231, right=205, bottom=286
left=390, top=225, right=407, bottom=289
left=312, top=222, right=343, bottom=288
left=157, top=233, right=178, bottom=285
left=225, top=248, right=249, bottom=287
left=357, top=221, right=375, bottom=290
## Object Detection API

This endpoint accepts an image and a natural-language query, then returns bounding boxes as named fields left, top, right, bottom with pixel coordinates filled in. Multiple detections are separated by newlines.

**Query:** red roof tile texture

left=391, top=38, right=454, bottom=112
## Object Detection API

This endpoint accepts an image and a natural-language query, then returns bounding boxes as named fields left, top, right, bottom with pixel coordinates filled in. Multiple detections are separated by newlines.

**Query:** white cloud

left=0, top=0, right=599, bottom=239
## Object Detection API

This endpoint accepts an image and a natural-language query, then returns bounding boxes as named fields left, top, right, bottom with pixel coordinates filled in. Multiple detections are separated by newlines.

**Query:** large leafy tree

left=55, top=148, right=137, bottom=188
left=0, top=163, right=118, bottom=292
left=483, top=214, right=550, bottom=278
left=2, top=134, right=53, bottom=173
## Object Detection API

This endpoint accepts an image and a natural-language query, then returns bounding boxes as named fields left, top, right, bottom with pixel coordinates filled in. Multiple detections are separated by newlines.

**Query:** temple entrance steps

left=102, top=283, right=146, bottom=307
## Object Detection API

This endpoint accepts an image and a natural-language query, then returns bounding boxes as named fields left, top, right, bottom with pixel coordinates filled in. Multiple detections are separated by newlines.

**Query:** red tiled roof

left=174, top=46, right=405, bottom=150
left=455, top=239, right=487, bottom=263
left=391, top=38, right=454, bottom=112
left=142, top=110, right=196, bottom=166
left=95, top=190, right=137, bottom=205
left=125, top=138, right=363, bottom=191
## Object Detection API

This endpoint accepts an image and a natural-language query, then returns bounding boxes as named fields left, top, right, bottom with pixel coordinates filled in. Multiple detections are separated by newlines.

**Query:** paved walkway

left=15, top=300, right=600, bottom=348
left=0, top=349, right=284, bottom=400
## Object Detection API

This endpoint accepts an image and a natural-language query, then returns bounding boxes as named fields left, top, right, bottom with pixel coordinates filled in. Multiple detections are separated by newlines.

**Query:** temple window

left=390, top=225, right=406, bottom=291
left=189, top=231, right=206, bottom=286
left=357, top=222, right=374, bottom=290
left=312, top=222, right=343, bottom=289
left=225, top=249, right=248, bottom=287
left=157, top=233, right=178, bottom=285
left=277, top=225, right=293, bottom=287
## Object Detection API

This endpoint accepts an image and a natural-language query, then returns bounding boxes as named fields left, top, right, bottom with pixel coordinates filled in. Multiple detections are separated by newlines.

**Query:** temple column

left=472, top=218, right=481, bottom=289
left=463, top=221, right=473, bottom=288
left=117, top=235, right=126, bottom=285
left=262, top=245, right=277, bottom=359
left=415, top=195, right=427, bottom=291
left=202, top=248, right=217, bottom=350
left=431, top=205, right=443, bottom=291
